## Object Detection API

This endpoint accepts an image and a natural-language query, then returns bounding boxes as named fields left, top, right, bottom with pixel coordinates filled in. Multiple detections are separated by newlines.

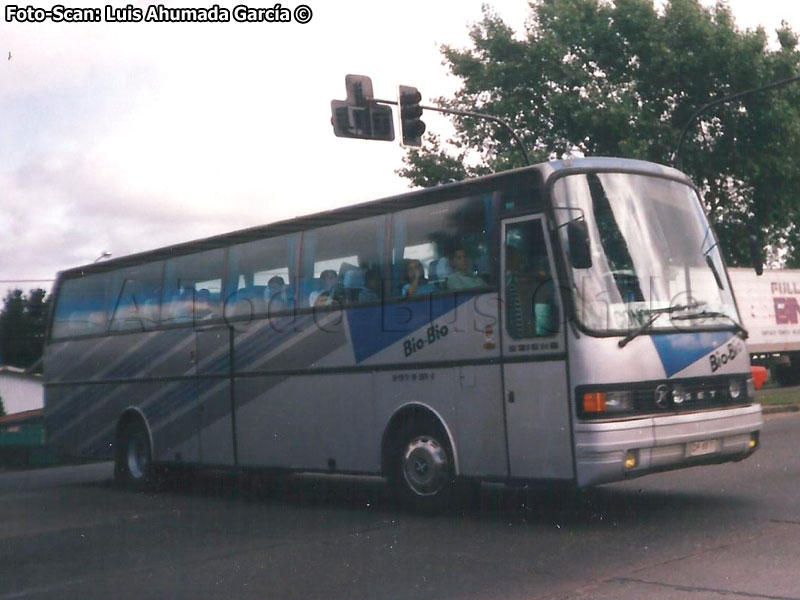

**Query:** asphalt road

left=1, top=413, right=799, bottom=600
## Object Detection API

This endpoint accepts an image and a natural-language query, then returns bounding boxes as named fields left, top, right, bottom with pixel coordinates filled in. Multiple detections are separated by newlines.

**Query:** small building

left=0, top=366, right=44, bottom=415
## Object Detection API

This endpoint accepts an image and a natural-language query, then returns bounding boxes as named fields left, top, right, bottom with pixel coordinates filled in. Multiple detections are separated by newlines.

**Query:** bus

left=43, top=157, right=762, bottom=511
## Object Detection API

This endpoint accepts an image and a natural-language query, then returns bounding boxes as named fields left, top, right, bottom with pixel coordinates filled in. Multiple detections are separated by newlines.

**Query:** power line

left=0, top=279, right=55, bottom=283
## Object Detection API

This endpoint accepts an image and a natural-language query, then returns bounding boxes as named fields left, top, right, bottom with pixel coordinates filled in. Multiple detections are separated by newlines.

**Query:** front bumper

left=574, top=404, right=762, bottom=487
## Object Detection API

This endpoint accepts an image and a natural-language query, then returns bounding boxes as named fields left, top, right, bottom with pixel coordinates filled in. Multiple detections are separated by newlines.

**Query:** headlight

left=745, top=377, right=755, bottom=400
left=672, top=384, right=688, bottom=405
left=728, top=379, right=741, bottom=400
left=581, top=390, right=634, bottom=416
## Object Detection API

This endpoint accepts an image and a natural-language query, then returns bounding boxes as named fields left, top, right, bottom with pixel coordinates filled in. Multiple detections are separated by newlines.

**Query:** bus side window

left=108, top=261, right=163, bottom=332
left=225, top=234, right=296, bottom=317
left=51, top=272, right=114, bottom=339
left=390, top=194, right=492, bottom=298
left=299, top=216, right=385, bottom=308
left=162, top=249, right=225, bottom=325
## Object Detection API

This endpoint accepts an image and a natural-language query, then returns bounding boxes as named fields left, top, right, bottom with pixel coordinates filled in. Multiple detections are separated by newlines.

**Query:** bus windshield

left=553, top=172, right=738, bottom=334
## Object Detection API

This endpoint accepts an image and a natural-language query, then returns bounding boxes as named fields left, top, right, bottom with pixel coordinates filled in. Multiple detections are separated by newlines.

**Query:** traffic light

left=330, top=75, right=394, bottom=142
left=398, top=85, right=425, bottom=147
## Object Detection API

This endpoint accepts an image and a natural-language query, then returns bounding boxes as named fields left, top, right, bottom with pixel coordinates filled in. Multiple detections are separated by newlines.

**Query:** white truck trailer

left=729, top=268, right=800, bottom=385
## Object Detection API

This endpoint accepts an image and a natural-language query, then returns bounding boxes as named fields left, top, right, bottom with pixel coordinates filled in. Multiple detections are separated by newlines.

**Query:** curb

left=762, top=403, right=800, bottom=415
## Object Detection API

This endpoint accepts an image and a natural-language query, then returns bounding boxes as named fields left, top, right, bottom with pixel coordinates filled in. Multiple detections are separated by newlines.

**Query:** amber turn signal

left=583, top=392, right=606, bottom=413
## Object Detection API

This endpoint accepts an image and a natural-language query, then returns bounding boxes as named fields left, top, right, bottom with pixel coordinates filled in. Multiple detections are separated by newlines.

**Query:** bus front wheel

left=389, top=421, right=455, bottom=513
left=115, top=418, right=154, bottom=491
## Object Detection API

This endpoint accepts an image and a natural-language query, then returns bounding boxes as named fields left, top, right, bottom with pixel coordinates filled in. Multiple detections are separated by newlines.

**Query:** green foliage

left=399, top=0, right=800, bottom=266
left=0, top=288, right=50, bottom=369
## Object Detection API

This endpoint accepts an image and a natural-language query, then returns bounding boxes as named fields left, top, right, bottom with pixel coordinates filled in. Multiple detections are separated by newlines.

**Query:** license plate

left=687, top=439, right=718, bottom=457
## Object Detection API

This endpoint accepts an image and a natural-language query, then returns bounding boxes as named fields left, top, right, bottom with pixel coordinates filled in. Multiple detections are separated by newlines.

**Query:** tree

left=0, top=288, right=50, bottom=369
left=399, top=0, right=800, bottom=266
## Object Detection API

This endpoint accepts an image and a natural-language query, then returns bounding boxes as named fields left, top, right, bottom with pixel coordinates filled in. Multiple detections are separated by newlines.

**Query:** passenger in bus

left=266, top=276, right=292, bottom=314
left=267, top=276, right=285, bottom=298
left=530, top=253, right=558, bottom=335
left=227, top=285, right=266, bottom=317
left=402, top=259, right=437, bottom=297
left=167, top=287, right=194, bottom=322
left=310, top=269, right=340, bottom=307
left=506, top=244, right=557, bottom=337
left=194, top=288, right=216, bottom=320
left=446, top=247, right=486, bottom=290
left=358, top=267, right=383, bottom=303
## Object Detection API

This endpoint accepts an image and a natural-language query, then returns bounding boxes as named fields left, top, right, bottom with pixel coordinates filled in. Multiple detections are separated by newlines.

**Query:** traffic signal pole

left=331, top=75, right=530, bottom=167
left=374, top=97, right=531, bottom=166
left=671, top=72, right=800, bottom=275
left=672, top=72, right=800, bottom=171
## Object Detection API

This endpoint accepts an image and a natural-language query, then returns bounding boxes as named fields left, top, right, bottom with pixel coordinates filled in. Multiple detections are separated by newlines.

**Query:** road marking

left=0, top=577, right=91, bottom=600
left=610, top=577, right=800, bottom=600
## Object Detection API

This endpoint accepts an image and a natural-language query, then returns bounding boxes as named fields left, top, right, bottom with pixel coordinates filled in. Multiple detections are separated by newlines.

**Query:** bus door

left=500, top=215, right=573, bottom=480
left=193, top=322, right=235, bottom=466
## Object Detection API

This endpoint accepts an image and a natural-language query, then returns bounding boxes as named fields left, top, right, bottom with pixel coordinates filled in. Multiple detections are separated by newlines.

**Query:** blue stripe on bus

left=47, top=331, right=189, bottom=412
left=46, top=332, right=194, bottom=435
left=651, top=331, right=734, bottom=378
left=45, top=384, right=109, bottom=437
left=144, top=378, right=203, bottom=424
left=53, top=303, right=383, bottom=442
left=84, top=430, right=114, bottom=457
left=103, top=332, right=181, bottom=380
left=151, top=317, right=316, bottom=423
left=233, top=314, right=315, bottom=369
left=56, top=298, right=473, bottom=448
left=141, top=320, right=311, bottom=432
left=347, top=292, right=478, bottom=363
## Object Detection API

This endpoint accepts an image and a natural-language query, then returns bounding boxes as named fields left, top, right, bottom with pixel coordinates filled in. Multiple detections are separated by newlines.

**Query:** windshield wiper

left=699, top=224, right=725, bottom=290
left=635, top=301, right=703, bottom=318
left=670, top=310, right=749, bottom=339
left=618, top=302, right=702, bottom=348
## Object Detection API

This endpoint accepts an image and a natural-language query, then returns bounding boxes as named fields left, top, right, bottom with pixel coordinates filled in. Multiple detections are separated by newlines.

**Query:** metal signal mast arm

left=376, top=98, right=531, bottom=166
left=672, top=73, right=800, bottom=170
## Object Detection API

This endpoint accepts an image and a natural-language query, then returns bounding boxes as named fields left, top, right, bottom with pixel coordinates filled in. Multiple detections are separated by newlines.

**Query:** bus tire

left=389, top=420, right=455, bottom=513
left=114, top=417, right=154, bottom=491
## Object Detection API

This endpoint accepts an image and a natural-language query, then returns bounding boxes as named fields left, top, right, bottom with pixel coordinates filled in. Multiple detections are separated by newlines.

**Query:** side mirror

left=748, top=226, right=763, bottom=276
left=567, top=220, right=592, bottom=269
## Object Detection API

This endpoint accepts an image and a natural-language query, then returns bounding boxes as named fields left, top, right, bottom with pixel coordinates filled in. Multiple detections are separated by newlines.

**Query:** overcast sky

left=2, top=0, right=799, bottom=293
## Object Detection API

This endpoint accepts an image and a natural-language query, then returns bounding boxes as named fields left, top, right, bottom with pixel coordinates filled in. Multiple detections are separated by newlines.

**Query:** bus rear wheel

left=389, top=421, right=455, bottom=513
left=115, top=418, right=154, bottom=491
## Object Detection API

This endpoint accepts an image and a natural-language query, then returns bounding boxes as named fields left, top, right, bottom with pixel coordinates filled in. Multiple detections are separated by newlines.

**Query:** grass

left=756, top=386, right=800, bottom=407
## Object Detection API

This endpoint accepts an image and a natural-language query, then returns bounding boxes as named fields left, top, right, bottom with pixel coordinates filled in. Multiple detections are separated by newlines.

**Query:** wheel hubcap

left=126, top=432, right=149, bottom=480
left=402, top=435, right=449, bottom=496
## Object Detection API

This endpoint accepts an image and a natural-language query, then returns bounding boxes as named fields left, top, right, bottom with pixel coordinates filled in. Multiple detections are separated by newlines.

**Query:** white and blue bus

left=44, top=157, right=761, bottom=510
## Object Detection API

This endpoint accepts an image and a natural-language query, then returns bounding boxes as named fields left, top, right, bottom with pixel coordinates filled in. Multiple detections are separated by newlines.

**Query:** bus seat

left=195, top=288, right=217, bottom=319
left=228, top=285, right=266, bottom=317
left=429, top=258, right=452, bottom=284
left=165, top=289, right=194, bottom=323
left=295, top=280, right=315, bottom=308
left=390, top=260, right=411, bottom=297
left=343, top=269, right=366, bottom=303
left=343, top=268, right=365, bottom=288
left=265, top=285, right=295, bottom=314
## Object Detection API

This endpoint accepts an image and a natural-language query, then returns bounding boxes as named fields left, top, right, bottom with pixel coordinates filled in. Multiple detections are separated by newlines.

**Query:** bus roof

left=57, top=157, right=690, bottom=281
